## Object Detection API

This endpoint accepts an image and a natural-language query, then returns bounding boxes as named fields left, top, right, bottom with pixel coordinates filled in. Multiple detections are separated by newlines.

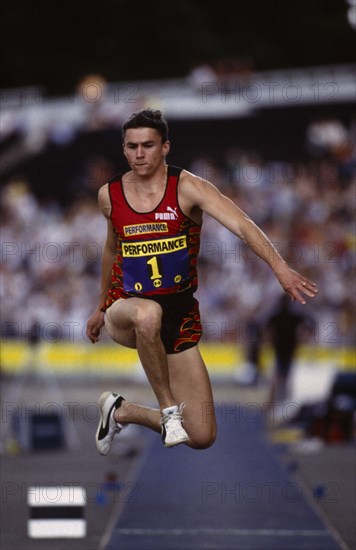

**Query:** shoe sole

left=96, top=391, right=122, bottom=455
left=164, top=434, right=189, bottom=448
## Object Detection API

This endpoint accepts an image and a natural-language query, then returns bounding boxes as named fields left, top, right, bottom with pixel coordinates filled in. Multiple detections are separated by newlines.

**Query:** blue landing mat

left=105, top=412, right=342, bottom=550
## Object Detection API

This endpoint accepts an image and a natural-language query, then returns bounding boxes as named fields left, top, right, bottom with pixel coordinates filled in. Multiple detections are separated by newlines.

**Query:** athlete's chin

left=133, top=164, right=153, bottom=176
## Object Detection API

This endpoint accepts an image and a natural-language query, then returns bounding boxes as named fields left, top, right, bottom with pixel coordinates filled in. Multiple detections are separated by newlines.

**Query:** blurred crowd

left=1, top=111, right=355, bottom=347
left=193, top=118, right=355, bottom=348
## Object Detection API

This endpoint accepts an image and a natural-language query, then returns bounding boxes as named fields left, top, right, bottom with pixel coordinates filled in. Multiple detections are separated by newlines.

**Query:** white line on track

left=113, top=528, right=330, bottom=537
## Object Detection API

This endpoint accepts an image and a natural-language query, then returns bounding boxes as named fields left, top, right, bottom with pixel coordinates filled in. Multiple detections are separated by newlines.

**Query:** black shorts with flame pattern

left=143, top=291, right=202, bottom=354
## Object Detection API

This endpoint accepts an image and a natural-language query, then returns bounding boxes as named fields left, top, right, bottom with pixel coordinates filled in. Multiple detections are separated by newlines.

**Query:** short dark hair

left=122, top=109, right=169, bottom=142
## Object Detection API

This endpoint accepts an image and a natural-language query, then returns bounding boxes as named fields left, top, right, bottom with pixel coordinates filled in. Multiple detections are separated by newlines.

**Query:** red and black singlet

left=103, top=165, right=201, bottom=310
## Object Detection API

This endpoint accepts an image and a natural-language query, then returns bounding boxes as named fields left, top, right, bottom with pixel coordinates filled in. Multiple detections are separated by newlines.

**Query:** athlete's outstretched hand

left=86, top=309, right=105, bottom=343
left=274, top=265, right=318, bottom=304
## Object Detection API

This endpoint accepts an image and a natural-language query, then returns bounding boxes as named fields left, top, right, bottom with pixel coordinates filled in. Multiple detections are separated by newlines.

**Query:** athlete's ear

left=122, top=142, right=128, bottom=159
left=163, top=140, right=170, bottom=157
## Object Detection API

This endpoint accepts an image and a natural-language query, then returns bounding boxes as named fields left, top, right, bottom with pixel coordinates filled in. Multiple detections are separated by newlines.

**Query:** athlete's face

left=123, top=128, right=170, bottom=177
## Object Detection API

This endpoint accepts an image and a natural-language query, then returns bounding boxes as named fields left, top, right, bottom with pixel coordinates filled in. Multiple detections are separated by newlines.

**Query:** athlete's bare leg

left=105, top=298, right=216, bottom=449
left=167, top=346, right=217, bottom=449
left=105, top=297, right=176, bottom=410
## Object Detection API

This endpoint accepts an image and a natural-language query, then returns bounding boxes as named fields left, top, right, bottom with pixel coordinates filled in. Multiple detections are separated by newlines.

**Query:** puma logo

left=155, top=206, right=179, bottom=220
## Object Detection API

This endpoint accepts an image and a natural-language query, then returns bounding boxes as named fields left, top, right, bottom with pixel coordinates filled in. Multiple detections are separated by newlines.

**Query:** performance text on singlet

left=122, top=236, right=187, bottom=257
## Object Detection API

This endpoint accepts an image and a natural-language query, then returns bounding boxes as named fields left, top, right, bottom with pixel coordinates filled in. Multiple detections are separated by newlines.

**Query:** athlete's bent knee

left=189, top=430, right=217, bottom=450
left=134, top=300, right=162, bottom=340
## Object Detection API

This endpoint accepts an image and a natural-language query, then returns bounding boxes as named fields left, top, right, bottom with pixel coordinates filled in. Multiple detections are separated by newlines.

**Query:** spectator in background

left=235, top=317, right=263, bottom=386
left=266, top=294, right=309, bottom=406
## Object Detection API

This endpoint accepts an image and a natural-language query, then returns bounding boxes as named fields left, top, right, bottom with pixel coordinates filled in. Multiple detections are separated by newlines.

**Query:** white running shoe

left=96, top=392, right=124, bottom=456
left=161, top=403, right=189, bottom=447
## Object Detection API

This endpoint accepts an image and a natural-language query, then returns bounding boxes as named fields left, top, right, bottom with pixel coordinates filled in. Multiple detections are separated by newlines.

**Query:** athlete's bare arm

left=98, top=183, right=112, bottom=219
left=86, top=184, right=117, bottom=343
left=179, top=171, right=318, bottom=304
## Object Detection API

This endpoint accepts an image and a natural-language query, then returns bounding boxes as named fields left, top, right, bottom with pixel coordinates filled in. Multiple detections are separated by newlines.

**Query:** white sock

left=162, top=405, right=179, bottom=415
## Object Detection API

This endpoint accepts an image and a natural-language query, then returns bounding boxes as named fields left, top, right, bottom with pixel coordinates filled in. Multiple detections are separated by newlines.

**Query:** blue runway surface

left=105, top=411, right=342, bottom=550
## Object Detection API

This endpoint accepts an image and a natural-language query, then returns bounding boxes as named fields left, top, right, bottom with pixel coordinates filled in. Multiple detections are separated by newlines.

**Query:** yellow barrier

left=0, top=341, right=354, bottom=376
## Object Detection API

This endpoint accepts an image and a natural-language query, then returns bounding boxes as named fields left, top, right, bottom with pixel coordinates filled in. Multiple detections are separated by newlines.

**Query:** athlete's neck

left=123, top=164, right=168, bottom=212
left=125, top=164, right=168, bottom=190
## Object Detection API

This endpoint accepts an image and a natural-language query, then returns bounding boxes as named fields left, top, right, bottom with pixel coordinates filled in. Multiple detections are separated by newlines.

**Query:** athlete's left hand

left=274, top=266, right=318, bottom=304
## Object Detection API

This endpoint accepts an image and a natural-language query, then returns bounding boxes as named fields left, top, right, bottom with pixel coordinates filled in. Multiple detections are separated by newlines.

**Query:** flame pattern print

left=174, top=300, right=202, bottom=353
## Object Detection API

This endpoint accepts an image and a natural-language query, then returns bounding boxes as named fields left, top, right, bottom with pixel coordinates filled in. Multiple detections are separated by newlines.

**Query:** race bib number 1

left=122, top=236, right=189, bottom=292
